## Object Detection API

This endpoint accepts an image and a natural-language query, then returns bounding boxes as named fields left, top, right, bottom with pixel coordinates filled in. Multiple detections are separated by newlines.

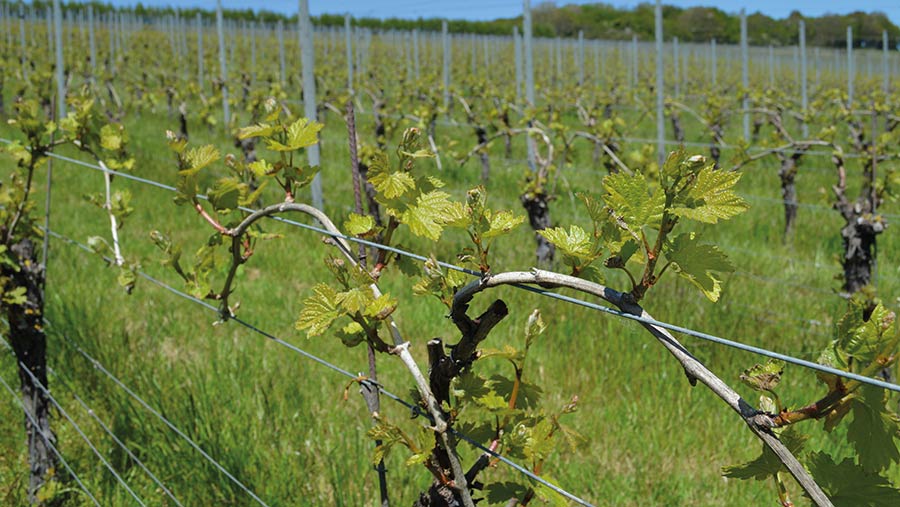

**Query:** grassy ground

left=1, top=32, right=899, bottom=507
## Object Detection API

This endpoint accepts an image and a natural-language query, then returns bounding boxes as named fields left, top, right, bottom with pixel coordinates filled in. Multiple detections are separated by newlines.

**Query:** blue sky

left=106, top=1, right=900, bottom=25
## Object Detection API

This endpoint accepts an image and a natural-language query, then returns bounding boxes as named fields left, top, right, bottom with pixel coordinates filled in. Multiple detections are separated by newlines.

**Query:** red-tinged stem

left=194, top=202, right=227, bottom=234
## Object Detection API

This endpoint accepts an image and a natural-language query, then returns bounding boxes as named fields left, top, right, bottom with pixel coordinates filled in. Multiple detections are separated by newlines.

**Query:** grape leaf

left=207, top=178, right=242, bottom=213
left=265, top=118, right=323, bottom=151
left=722, top=426, right=807, bottom=480
left=336, top=287, right=372, bottom=314
left=100, top=124, right=123, bottom=151
left=663, top=232, right=734, bottom=302
left=364, top=293, right=398, bottom=321
left=344, top=213, right=377, bottom=236
left=807, top=452, right=900, bottom=507
left=670, top=166, right=748, bottom=223
left=238, top=123, right=277, bottom=140
left=296, top=284, right=341, bottom=337
left=602, top=172, right=664, bottom=229
left=532, top=475, right=570, bottom=507
left=248, top=159, right=274, bottom=177
left=369, top=170, right=415, bottom=200
left=179, top=145, right=220, bottom=176
left=401, top=191, right=454, bottom=241
left=483, top=210, right=526, bottom=239
left=740, top=359, right=785, bottom=392
left=335, top=321, right=365, bottom=348
left=485, top=481, right=529, bottom=505
left=538, top=225, right=593, bottom=260
left=840, top=303, right=894, bottom=366
left=848, top=384, right=900, bottom=473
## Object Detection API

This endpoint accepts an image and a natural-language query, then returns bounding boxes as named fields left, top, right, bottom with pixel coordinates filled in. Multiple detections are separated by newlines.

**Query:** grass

left=1, top=23, right=899, bottom=507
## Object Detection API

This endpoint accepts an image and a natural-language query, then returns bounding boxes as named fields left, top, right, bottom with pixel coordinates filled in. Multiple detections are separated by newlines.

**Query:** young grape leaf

left=663, top=232, right=734, bottom=302
left=670, top=166, right=748, bottom=224
left=335, top=321, right=365, bottom=348
left=485, top=481, right=529, bottom=505
left=2, top=287, right=27, bottom=306
left=722, top=426, right=807, bottom=480
left=400, top=190, right=454, bottom=241
left=344, top=213, right=377, bottom=236
left=237, top=123, right=277, bottom=140
left=483, top=210, right=526, bottom=239
left=179, top=145, right=220, bottom=176
left=807, top=452, right=900, bottom=507
left=296, top=284, right=341, bottom=337
left=336, top=287, right=373, bottom=314
left=847, top=384, right=900, bottom=473
left=840, top=303, right=895, bottom=366
left=248, top=159, right=274, bottom=177
left=364, top=293, right=398, bottom=321
left=207, top=178, right=242, bottom=213
left=265, top=118, right=323, bottom=151
left=538, top=225, right=593, bottom=260
left=740, top=359, right=785, bottom=392
left=368, top=170, right=415, bottom=200
left=602, top=171, right=665, bottom=229
left=100, top=124, right=123, bottom=151
left=531, top=475, right=570, bottom=507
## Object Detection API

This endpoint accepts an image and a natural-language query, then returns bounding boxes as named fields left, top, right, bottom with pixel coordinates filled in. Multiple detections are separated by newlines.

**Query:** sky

left=104, top=1, right=900, bottom=26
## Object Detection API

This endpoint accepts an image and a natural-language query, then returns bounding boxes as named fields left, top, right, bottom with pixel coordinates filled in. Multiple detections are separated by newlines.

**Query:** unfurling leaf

left=740, top=359, right=785, bottom=392
left=180, top=145, right=220, bottom=175
left=525, top=309, right=546, bottom=350
left=483, top=210, right=526, bottom=239
left=248, top=159, right=274, bottom=177
left=99, top=124, right=123, bottom=151
left=207, top=178, right=242, bottom=213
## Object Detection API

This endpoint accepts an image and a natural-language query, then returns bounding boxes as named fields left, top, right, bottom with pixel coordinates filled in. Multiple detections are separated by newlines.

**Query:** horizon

left=93, top=1, right=900, bottom=27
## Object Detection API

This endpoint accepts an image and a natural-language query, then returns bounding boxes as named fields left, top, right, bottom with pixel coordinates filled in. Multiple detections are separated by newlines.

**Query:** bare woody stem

left=569, top=131, right=634, bottom=175
left=97, top=160, right=125, bottom=266
left=453, top=269, right=834, bottom=507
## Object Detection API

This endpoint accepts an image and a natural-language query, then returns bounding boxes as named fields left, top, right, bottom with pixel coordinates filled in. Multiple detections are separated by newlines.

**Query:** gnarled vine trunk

left=475, top=126, right=490, bottom=183
left=520, top=190, right=555, bottom=265
left=3, top=239, right=55, bottom=502
left=839, top=213, right=883, bottom=294
left=669, top=111, right=685, bottom=143
left=777, top=153, right=802, bottom=240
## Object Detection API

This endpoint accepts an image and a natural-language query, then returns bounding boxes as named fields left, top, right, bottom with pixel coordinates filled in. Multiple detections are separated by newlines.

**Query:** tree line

left=8, top=1, right=899, bottom=48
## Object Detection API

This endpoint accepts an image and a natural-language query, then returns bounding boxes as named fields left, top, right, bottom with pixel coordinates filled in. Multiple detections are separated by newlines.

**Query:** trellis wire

left=1, top=330, right=190, bottom=507
left=45, top=319, right=273, bottom=507
left=17, top=146, right=900, bottom=394
left=0, top=338, right=147, bottom=506
left=0, top=139, right=900, bottom=392
left=44, top=227, right=596, bottom=506
left=0, top=369, right=102, bottom=507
